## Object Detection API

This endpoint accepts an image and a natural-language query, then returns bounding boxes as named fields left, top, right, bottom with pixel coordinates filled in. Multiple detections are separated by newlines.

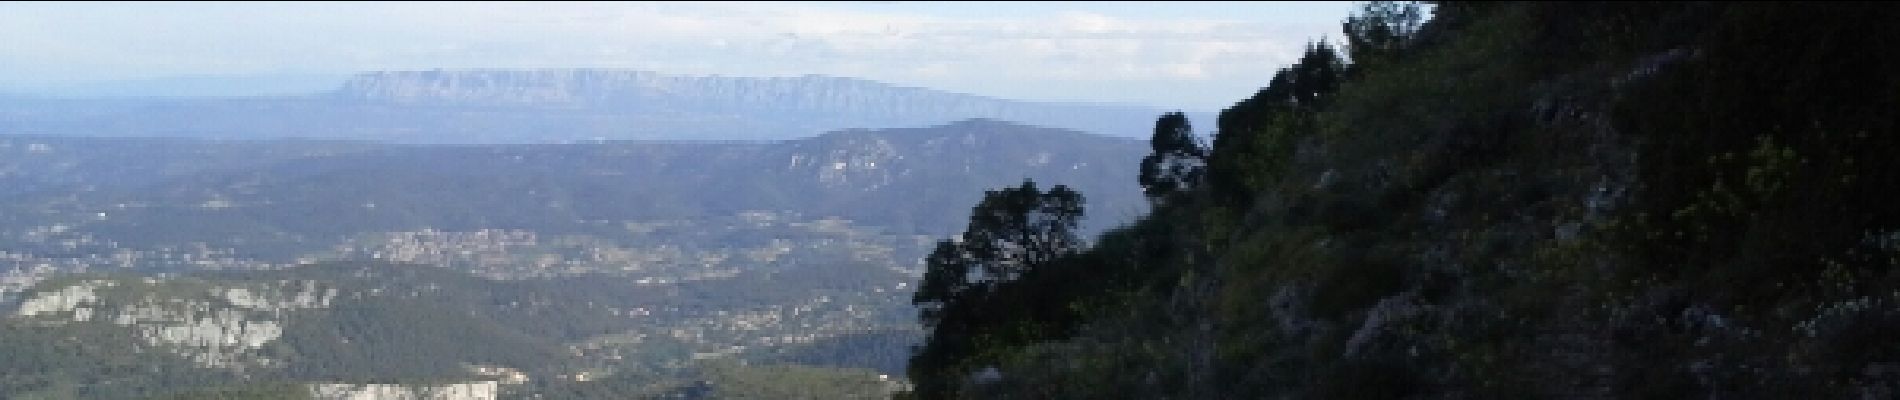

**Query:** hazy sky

left=0, top=1, right=1361, bottom=111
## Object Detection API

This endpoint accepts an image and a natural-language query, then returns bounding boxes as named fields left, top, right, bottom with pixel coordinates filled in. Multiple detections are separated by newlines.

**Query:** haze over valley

left=0, top=66, right=1151, bottom=399
left=0, top=69, right=1205, bottom=143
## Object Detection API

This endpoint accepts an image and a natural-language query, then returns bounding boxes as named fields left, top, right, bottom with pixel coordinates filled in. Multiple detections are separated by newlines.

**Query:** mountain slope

left=903, top=2, right=1900, bottom=399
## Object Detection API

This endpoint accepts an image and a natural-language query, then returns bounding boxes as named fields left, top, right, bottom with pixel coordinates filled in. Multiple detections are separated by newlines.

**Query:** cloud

left=1056, top=12, right=1120, bottom=34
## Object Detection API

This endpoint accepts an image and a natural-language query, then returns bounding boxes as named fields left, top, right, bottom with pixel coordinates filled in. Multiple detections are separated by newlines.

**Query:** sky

left=0, top=1, right=1362, bottom=111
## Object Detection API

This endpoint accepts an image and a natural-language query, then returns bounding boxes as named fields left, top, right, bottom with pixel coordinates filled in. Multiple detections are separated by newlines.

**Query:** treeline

left=904, top=1, right=1900, bottom=398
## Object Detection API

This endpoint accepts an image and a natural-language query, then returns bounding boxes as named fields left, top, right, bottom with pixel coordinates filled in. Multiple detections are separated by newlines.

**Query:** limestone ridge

left=0, top=69, right=1200, bottom=142
left=309, top=382, right=499, bottom=400
left=12, top=278, right=336, bottom=370
left=330, top=69, right=1170, bottom=136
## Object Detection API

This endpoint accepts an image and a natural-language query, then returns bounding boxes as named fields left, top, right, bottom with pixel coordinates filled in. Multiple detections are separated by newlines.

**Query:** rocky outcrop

left=10, top=278, right=336, bottom=369
left=13, top=279, right=111, bottom=318
left=308, top=381, right=499, bottom=400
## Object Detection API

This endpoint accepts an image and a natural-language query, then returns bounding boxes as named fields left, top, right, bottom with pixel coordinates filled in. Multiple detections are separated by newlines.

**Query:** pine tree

left=1343, top=1, right=1425, bottom=74
left=1138, top=112, right=1208, bottom=205
left=909, top=180, right=1086, bottom=399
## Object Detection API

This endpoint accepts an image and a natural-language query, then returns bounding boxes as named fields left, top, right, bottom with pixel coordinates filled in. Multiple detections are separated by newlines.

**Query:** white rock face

left=149, top=311, right=283, bottom=348
left=220, top=280, right=336, bottom=311
left=813, top=137, right=898, bottom=188
left=13, top=280, right=112, bottom=317
left=11, top=278, right=336, bottom=369
left=0, top=269, right=49, bottom=303
left=308, top=382, right=499, bottom=400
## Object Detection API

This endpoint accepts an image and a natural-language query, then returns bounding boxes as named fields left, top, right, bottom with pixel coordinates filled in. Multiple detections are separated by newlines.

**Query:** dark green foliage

left=1207, top=42, right=1345, bottom=207
left=913, top=180, right=1086, bottom=329
left=504, top=360, right=897, bottom=400
left=270, top=297, right=564, bottom=381
left=0, top=320, right=240, bottom=399
left=1342, top=1, right=1425, bottom=75
left=757, top=328, right=921, bottom=376
left=912, top=1, right=1900, bottom=398
left=1602, top=2, right=1900, bottom=395
left=687, top=361, right=896, bottom=399
left=908, top=181, right=1094, bottom=398
left=1138, top=112, right=1207, bottom=204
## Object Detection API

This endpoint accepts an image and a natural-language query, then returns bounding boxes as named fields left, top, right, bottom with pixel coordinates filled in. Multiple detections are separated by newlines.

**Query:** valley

left=0, top=118, right=1145, bottom=399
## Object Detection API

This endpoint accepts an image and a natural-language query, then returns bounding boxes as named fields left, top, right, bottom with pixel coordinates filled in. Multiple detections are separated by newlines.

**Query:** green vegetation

left=754, top=328, right=921, bottom=377
left=0, top=319, right=239, bottom=400
left=906, top=1, right=1900, bottom=398
left=542, top=360, right=897, bottom=399
left=688, top=361, right=897, bottom=399
left=908, top=181, right=1097, bottom=397
left=146, top=383, right=313, bottom=400
left=0, top=258, right=920, bottom=399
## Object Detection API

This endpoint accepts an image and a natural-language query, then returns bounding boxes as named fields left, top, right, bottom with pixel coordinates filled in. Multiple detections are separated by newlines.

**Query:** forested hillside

left=0, top=261, right=909, bottom=399
left=0, top=120, right=1140, bottom=399
left=906, top=2, right=1900, bottom=398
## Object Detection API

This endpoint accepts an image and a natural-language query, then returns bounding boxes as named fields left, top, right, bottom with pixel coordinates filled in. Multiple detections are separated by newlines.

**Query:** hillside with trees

left=0, top=119, right=1145, bottom=399
left=904, top=2, right=1900, bottom=398
left=0, top=261, right=910, bottom=399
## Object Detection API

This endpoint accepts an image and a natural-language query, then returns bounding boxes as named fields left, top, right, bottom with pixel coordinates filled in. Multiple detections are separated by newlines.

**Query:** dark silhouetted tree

left=1343, top=1, right=1425, bottom=74
left=909, top=180, right=1086, bottom=399
left=1293, top=41, right=1346, bottom=106
left=1139, top=112, right=1208, bottom=204
left=914, top=180, right=1086, bottom=329
left=1208, top=42, right=1345, bottom=207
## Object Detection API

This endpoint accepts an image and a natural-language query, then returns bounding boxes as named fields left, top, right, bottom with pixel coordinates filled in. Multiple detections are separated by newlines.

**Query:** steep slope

left=905, top=2, right=1900, bottom=399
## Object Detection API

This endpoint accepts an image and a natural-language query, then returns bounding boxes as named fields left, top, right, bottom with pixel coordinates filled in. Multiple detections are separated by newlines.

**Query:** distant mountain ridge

left=333, top=69, right=1173, bottom=135
left=0, top=69, right=1205, bottom=143
left=0, top=119, right=1146, bottom=260
left=336, top=70, right=1010, bottom=110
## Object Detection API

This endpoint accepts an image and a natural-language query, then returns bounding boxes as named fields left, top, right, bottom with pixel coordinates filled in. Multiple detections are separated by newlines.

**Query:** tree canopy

left=1138, top=112, right=1207, bottom=204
